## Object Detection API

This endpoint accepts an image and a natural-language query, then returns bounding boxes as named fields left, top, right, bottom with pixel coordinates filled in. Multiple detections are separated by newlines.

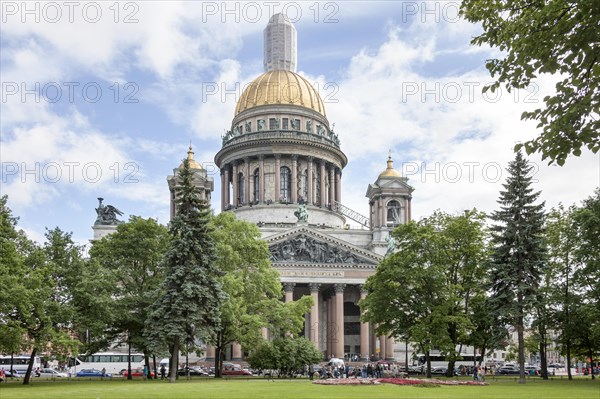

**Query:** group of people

left=472, top=365, right=486, bottom=381
left=358, top=363, right=393, bottom=378
left=311, top=362, right=402, bottom=380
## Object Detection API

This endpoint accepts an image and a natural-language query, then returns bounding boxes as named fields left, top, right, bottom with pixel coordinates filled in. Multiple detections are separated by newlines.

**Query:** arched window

left=253, top=168, right=260, bottom=203
left=280, top=166, right=291, bottom=202
left=387, top=200, right=404, bottom=225
left=238, top=172, right=245, bottom=205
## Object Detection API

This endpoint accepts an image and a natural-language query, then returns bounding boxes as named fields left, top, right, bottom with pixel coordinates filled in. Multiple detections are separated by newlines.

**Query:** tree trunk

left=215, top=345, right=223, bottom=378
left=144, top=351, right=150, bottom=380
left=22, top=348, right=36, bottom=385
left=214, top=331, right=224, bottom=378
left=404, top=339, right=409, bottom=373
left=589, top=347, right=595, bottom=380
left=127, top=341, right=132, bottom=380
left=168, top=344, right=174, bottom=377
left=425, top=352, right=432, bottom=379
left=170, top=339, right=179, bottom=383
left=447, top=359, right=456, bottom=377
left=481, top=346, right=487, bottom=366
left=517, top=310, right=526, bottom=384
left=539, top=338, right=548, bottom=380
left=565, top=265, right=572, bottom=380
left=152, top=355, right=157, bottom=380
left=566, top=342, right=572, bottom=380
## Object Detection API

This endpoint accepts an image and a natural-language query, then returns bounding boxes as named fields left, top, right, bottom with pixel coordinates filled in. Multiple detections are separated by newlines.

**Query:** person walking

left=143, top=364, right=148, bottom=380
left=160, top=364, right=166, bottom=380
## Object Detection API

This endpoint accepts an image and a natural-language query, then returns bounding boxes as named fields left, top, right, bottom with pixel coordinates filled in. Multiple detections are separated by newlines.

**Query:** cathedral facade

left=169, top=14, right=414, bottom=362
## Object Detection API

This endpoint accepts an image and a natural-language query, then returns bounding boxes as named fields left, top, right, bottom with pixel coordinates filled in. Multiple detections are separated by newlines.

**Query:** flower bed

left=312, top=378, right=380, bottom=385
left=378, top=378, right=488, bottom=386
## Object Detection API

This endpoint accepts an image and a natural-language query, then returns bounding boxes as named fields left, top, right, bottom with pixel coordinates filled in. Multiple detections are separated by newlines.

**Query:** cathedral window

left=387, top=200, right=404, bottom=226
left=269, top=118, right=279, bottom=130
left=280, top=166, right=291, bottom=202
left=282, top=118, right=289, bottom=130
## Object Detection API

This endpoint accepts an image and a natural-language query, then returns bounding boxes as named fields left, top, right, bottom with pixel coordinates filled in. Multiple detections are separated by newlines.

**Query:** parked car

left=37, top=368, right=69, bottom=378
left=123, top=367, right=155, bottom=378
left=496, top=365, right=520, bottom=375
left=76, top=368, right=113, bottom=378
left=548, top=363, right=564, bottom=369
left=177, top=366, right=208, bottom=376
left=222, top=363, right=253, bottom=376
left=431, top=366, right=448, bottom=375
left=407, top=365, right=423, bottom=374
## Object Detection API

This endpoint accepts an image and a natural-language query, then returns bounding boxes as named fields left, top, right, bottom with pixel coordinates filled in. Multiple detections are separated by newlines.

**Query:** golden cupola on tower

left=214, top=13, right=347, bottom=228
left=378, top=154, right=402, bottom=178
left=235, top=69, right=326, bottom=117
left=178, top=145, right=204, bottom=170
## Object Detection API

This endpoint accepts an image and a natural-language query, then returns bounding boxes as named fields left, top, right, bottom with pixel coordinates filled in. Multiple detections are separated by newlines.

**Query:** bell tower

left=366, top=153, right=414, bottom=255
left=167, top=145, right=214, bottom=220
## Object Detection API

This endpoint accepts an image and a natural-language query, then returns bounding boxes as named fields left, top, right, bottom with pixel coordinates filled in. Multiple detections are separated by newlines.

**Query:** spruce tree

left=146, top=158, right=226, bottom=383
left=488, top=151, right=546, bottom=384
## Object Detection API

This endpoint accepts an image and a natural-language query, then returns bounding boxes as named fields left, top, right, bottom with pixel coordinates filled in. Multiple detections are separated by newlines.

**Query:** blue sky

left=1, top=1, right=598, bottom=247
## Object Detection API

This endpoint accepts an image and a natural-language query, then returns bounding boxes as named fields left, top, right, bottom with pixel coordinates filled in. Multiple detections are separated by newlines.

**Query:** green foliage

left=572, top=188, right=600, bottom=306
left=0, top=198, right=82, bottom=384
left=146, top=158, right=226, bottom=382
left=209, top=212, right=312, bottom=376
left=460, top=0, right=600, bottom=165
left=209, top=212, right=280, bottom=349
left=570, top=188, right=600, bottom=378
left=488, top=151, right=546, bottom=383
left=362, top=210, right=489, bottom=377
left=467, top=295, right=508, bottom=363
left=362, top=220, right=448, bottom=376
left=247, top=337, right=322, bottom=377
left=0, top=196, right=27, bottom=355
left=89, top=216, right=169, bottom=356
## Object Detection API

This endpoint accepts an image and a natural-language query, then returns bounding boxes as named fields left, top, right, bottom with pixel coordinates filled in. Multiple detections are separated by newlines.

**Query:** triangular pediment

left=366, top=179, right=414, bottom=198
left=379, top=179, right=411, bottom=190
left=266, top=226, right=381, bottom=267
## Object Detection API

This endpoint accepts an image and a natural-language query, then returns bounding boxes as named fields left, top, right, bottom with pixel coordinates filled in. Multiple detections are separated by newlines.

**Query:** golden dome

left=379, top=154, right=402, bottom=178
left=235, top=70, right=326, bottom=117
left=179, top=146, right=203, bottom=170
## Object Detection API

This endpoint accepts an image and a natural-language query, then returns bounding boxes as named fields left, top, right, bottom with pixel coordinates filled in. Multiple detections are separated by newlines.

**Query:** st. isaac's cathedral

left=167, top=14, right=414, bottom=363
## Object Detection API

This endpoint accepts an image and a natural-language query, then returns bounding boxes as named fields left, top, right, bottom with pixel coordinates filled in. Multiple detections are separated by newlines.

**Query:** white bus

left=68, top=352, right=145, bottom=375
left=0, top=355, right=42, bottom=374
left=415, top=353, right=482, bottom=368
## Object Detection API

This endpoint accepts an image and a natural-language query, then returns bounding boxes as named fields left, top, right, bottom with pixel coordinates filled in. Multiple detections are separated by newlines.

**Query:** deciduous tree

left=209, top=212, right=311, bottom=377
left=90, top=216, right=169, bottom=379
left=460, top=0, right=599, bottom=165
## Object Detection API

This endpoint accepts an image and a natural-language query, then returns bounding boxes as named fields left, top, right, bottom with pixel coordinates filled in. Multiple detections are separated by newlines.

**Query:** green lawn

left=0, top=378, right=597, bottom=399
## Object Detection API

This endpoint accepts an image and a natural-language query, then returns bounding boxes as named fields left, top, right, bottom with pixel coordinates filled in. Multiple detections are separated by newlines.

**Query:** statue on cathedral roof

left=94, top=197, right=124, bottom=225
left=294, top=204, right=308, bottom=223
left=385, top=233, right=396, bottom=257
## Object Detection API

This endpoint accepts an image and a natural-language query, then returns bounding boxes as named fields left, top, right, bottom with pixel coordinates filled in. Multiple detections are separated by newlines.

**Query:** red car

left=222, top=363, right=253, bottom=376
left=123, top=368, right=155, bottom=378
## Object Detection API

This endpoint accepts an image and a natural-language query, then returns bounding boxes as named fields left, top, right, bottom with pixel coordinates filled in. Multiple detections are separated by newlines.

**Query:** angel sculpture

left=95, top=197, right=124, bottom=225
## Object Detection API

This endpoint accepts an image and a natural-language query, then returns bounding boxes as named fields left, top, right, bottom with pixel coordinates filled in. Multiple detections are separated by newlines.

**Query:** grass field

left=0, top=377, right=597, bottom=399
